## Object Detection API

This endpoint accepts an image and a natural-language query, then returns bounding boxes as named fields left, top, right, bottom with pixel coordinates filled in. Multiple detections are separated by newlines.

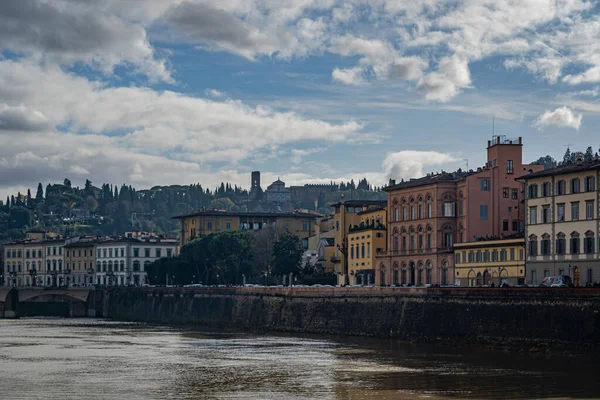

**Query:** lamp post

left=87, top=267, right=95, bottom=287
left=49, top=270, right=58, bottom=288
left=28, top=268, right=37, bottom=287
left=64, top=268, right=71, bottom=288
left=192, top=275, right=196, bottom=285
left=263, top=271, right=267, bottom=287
left=9, top=271, right=17, bottom=287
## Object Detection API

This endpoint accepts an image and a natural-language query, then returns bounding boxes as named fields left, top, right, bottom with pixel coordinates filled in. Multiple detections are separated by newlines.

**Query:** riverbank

left=104, top=286, right=600, bottom=353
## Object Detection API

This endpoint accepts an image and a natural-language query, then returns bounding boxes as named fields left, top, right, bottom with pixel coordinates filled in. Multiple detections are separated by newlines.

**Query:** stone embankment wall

left=105, top=287, right=600, bottom=351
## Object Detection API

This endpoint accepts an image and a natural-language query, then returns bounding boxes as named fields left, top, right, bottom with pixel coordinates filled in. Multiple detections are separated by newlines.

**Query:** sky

left=1, top=0, right=600, bottom=199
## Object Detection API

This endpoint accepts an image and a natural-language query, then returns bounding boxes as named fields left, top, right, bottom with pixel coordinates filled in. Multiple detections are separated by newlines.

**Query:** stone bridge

left=14, top=289, right=102, bottom=318
left=0, top=288, right=18, bottom=318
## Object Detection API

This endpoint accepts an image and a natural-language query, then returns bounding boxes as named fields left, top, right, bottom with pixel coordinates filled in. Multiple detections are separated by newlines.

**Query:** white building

left=95, top=239, right=129, bottom=286
left=43, top=239, right=64, bottom=287
left=129, top=238, right=179, bottom=285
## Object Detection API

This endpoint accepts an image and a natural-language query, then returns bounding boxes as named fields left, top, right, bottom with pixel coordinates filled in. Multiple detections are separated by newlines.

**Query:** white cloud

left=382, top=151, right=460, bottom=181
left=205, top=89, right=225, bottom=98
left=0, top=58, right=370, bottom=191
left=534, top=106, right=583, bottom=130
left=332, top=67, right=365, bottom=85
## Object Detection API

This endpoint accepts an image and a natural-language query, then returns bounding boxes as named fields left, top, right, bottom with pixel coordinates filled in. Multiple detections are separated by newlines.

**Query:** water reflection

left=0, top=318, right=597, bottom=400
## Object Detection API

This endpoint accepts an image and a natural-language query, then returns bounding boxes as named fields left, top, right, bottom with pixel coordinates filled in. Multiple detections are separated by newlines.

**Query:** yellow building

left=454, top=237, right=525, bottom=286
left=65, top=241, right=96, bottom=287
left=347, top=206, right=387, bottom=285
left=174, top=210, right=322, bottom=247
left=332, top=199, right=387, bottom=285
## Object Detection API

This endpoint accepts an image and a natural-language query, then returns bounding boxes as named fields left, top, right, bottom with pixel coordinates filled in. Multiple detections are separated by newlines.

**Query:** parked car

left=539, top=275, right=573, bottom=288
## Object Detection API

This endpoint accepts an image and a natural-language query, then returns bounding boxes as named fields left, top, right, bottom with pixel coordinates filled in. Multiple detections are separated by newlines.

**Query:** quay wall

left=106, top=287, right=600, bottom=350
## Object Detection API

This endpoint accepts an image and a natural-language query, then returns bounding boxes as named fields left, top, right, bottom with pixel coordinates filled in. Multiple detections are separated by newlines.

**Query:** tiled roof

left=330, top=200, right=387, bottom=207
left=517, top=160, right=600, bottom=180
left=173, top=209, right=320, bottom=219
left=384, top=171, right=472, bottom=191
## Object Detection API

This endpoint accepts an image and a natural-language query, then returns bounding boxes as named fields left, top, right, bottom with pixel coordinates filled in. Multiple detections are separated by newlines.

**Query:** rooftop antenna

left=463, top=159, right=469, bottom=171
left=493, top=117, right=495, bottom=135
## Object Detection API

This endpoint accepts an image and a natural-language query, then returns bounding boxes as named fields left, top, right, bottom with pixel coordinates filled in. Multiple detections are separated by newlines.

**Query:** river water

left=0, top=318, right=598, bottom=400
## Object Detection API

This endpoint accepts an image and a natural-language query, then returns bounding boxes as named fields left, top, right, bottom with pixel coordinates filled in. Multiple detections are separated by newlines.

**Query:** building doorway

left=476, top=272, right=483, bottom=287
left=573, top=266, right=580, bottom=286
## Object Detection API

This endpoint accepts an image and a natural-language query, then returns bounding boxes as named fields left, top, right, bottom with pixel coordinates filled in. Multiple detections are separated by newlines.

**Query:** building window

left=419, top=205, right=423, bottom=219
left=302, top=221, right=309, bottom=231
left=418, top=235, right=423, bottom=249
left=207, top=221, right=213, bottom=230
left=455, top=253, right=461, bottom=264
left=556, top=180, right=566, bottom=195
left=437, top=195, right=454, bottom=218
left=502, top=220, right=508, bottom=231
left=511, top=188, right=518, bottom=200
left=480, top=205, right=488, bottom=220
left=587, top=269, right=593, bottom=284
left=529, top=207, right=537, bottom=224
left=476, top=251, right=482, bottom=262
left=468, top=252, right=474, bottom=262
left=350, top=245, right=354, bottom=259
left=483, top=250, right=490, bottom=262
left=410, top=206, right=415, bottom=220
left=512, top=220, right=519, bottom=231
left=586, top=201, right=594, bottom=220
left=542, top=182, right=551, bottom=197
left=480, top=179, right=490, bottom=191
left=542, top=206, right=550, bottom=223
left=507, top=160, right=513, bottom=174
left=529, top=236, right=538, bottom=256
left=225, top=221, right=232, bottom=230
left=557, top=203, right=565, bottom=222
left=584, top=232, right=595, bottom=254
left=571, top=178, right=580, bottom=194
left=556, top=233, right=566, bottom=255
left=427, top=203, right=432, bottom=218
left=584, top=176, right=595, bottom=192
left=571, top=202, right=580, bottom=221
left=426, top=233, right=431, bottom=249
left=410, top=236, right=415, bottom=250
left=442, top=226, right=453, bottom=247
left=541, top=237, right=551, bottom=256
left=156, top=249, right=162, bottom=258
left=528, top=184, right=538, bottom=199
left=510, top=248, right=515, bottom=260
left=570, top=232, right=580, bottom=254
left=133, top=248, right=139, bottom=257
left=503, top=187, right=509, bottom=198
left=500, top=249, right=508, bottom=261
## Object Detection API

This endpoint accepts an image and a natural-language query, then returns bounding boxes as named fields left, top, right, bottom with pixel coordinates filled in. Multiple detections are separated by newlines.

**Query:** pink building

left=376, top=136, right=543, bottom=286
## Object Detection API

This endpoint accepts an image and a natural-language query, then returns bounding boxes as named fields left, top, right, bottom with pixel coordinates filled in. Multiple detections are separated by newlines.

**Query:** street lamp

left=192, top=274, right=196, bottom=284
left=263, top=271, right=267, bottom=287
left=49, top=270, right=58, bottom=288
left=28, top=268, right=37, bottom=287
left=64, top=268, right=71, bottom=288
left=87, top=267, right=95, bottom=287
left=9, top=271, right=17, bottom=287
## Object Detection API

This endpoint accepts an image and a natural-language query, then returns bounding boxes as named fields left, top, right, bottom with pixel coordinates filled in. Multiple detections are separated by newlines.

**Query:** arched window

left=401, top=264, right=407, bottom=285
left=443, top=225, right=453, bottom=247
left=143, top=261, right=151, bottom=272
left=393, top=263, right=399, bottom=285
left=584, top=231, right=595, bottom=254
left=108, top=260, right=113, bottom=272
left=418, top=226, right=423, bottom=249
left=556, top=232, right=566, bottom=255
left=26, top=250, right=30, bottom=259
left=102, top=261, right=107, bottom=273
left=417, top=263, right=423, bottom=285
left=133, top=260, right=140, bottom=272
left=426, top=262, right=432, bottom=284
left=570, top=231, right=580, bottom=254
left=120, top=260, right=125, bottom=272
left=441, top=194, right=456, bottom=217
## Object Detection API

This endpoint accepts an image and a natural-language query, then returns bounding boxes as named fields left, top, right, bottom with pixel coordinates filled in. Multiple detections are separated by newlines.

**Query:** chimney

left=389, top=178, right=396, bottom=186
left=518, top=137, right=522, bottom=144
left=487, top=140, right=491, bottom=148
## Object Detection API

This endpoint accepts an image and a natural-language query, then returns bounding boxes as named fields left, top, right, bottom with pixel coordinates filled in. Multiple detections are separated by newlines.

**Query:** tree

left=562, top=147, right=572, bottom=165
left=210, top=197, right=235, bottom=211
left=64, top=178, right=72, bottom=188
left=35, top=183, right=44, bottom=203
left=272, top=231, right=303, bottom=276
left=26, top=189, right=32, bottom=206
left=584, top=146, right=594, bottom=162
left=533, top=155, right=558, bottom=170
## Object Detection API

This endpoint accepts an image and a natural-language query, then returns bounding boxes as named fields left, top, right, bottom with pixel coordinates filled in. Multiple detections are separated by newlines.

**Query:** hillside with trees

left=0, top=176, right=383, bottom=240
